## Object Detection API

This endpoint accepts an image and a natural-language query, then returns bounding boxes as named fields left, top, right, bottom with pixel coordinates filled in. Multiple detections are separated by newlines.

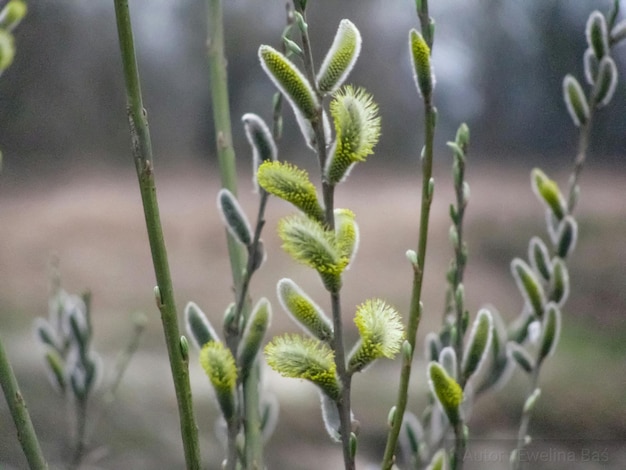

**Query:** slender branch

left=382, top=1, right=436, bottom=462
left=113, top=2, right=201, bottom=468
left=512, top=368, right=540, bottom=470
left=382, top=99, right=436, bottom=469
left=0, top=334, right=48, bottom=470
left=206, top=0, right=263, bottom=466
left=293, top=4, right=353, bottom=468
left=566, top=107, right=594, bottom=213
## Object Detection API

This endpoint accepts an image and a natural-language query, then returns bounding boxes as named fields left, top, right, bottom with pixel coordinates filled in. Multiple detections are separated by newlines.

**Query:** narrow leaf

left=512, top=258, right=546, bottom=318
left=563, top=74, right=589, bottom=127
left=185, top=301, right=219, bottom=349
left=238, top=298, right=272, bottom=379
left=217, top=188, right=252, bottom=246
left=538, top=303, right=561, bottom=364
left=462, top=309, right=493, bottom=383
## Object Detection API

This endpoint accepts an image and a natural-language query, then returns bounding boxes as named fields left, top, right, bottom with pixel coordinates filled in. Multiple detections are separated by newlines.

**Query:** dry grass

left=1, top=162, right=625, bottom=468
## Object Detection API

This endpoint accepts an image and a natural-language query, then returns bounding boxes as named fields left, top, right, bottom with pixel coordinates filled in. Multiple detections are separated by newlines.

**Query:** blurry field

left=1, top=162, right=625, bottom=469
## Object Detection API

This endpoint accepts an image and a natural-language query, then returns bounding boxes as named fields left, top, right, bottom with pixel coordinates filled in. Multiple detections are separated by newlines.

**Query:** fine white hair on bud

left=317, top=19, right=362, bottom=94
left=563, top=74, right=589, bottom=127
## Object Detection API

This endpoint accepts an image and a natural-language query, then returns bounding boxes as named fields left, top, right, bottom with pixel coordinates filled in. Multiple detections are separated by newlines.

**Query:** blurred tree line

left=0, top=0, right=624, bottom=179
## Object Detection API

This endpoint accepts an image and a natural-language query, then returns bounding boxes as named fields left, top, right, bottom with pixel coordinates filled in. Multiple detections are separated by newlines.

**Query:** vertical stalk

left=382, top=102, right=436, bottom=470
left=294, top=4, right=353, bottom=467
left=0, top=335, right=48, bottom=470
left=113, top=2, right=201, bottom=469
left=206, top=0, right=263, bottom=466
left=512, top=368, right=540, bottom=470
left=382, top=3, right=436, bottom=467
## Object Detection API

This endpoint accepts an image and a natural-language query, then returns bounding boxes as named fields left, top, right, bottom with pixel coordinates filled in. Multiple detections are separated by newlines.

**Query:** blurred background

left=0, top=0, right=625, bottom=468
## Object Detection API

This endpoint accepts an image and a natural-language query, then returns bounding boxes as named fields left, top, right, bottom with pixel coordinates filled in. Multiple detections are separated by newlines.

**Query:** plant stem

left=382, top=100, right=436, bottom=470
left=382, top=3, right=436, bottom=464
left=566, top=107, right=594, bottom=213
left=294, top=4, right=353, bottom=467
left=70, top=397, right=88, bottom=470
left=0, top=334, right=48, bottom=470
left=206, top=0, right=263, bottom=466
left=113, top=2, right=201, bottom=469
left=512, top=368, right=540, bottom=470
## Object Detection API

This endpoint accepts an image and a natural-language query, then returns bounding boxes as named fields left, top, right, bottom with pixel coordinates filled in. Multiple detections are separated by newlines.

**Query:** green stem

left=452, top=159, right=467, bottom=384
left=206, top=0, right=263, bottom=466
left=512, top=368, right=540, bottom=470
left=381, top=101, right=436, bottom=470
left=452, top=421, right=467, bottom=470
left=566, top=107, right=594, bottom=213
left=381, top=1, right=436, bottom=458
left=113, top=2, right=201, bottom=469
left=70, top=397, right=87, bottom=470
left=0, top=334, right=48, bottom=470
left=294, top=4, right=353, bottom=467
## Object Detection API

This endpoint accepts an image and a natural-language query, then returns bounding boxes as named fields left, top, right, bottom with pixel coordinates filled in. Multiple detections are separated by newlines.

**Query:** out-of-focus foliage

left=0, top=0, right=624, bottom=177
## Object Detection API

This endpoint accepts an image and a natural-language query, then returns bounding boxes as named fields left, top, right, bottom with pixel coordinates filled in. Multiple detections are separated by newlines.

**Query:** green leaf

left=563, top=74, right=589, bottom=127
left=424, top=332, right=441, bottom=362
left=594, top=56, right=618, bottom=108
left=428, top=362, right=463, bottom=426
left=538, top=303, right=561, bottom=364
left=399, top=411, right=424, bottom=463
left=265, top=334, right=340, bottom=400
left=555, top=215, right=578, bottom=258
left=348, top=299, right=404, bottom=373
left=409, top=29, right=434, bottom=99
left=242, top=113, right=277, bottom=190
left=325, top=86, right=381, bottom=185
left=584, top=48, right=599, bottom=85
left=506, top=342, right=535, bottom=374
left=549, top=258, right=570, bottom=306
left=217, top=188, right=252, bottom=246
left=317, top=19, right=362, bottom=94
left=277, top=278, right=333, bottom=341
left=200, top=341, right=238, bottom=420
left=511, top=258, right=546, bottom=318
left=462, top=309, right=493, bottom=383
left=531, top=168, right=566, bottom=220
left=184, top=301, right=219, bottom=349
left=257, top=161, right=325, bottom=222
left=529, top=237, right=552, bottom=281
left=438, top=346, right=457, bottom=381
left=586, top=10, right=609, bottom=59
left=238, top=298, right=272, bottom=379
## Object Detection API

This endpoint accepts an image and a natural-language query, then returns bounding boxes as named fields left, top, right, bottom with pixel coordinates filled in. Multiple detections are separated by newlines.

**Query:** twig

left=0, top=334, right=48, bottom=470
left=382, top=2, right=437, bottom=467
left=113, top=1, right=201, bottom=468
